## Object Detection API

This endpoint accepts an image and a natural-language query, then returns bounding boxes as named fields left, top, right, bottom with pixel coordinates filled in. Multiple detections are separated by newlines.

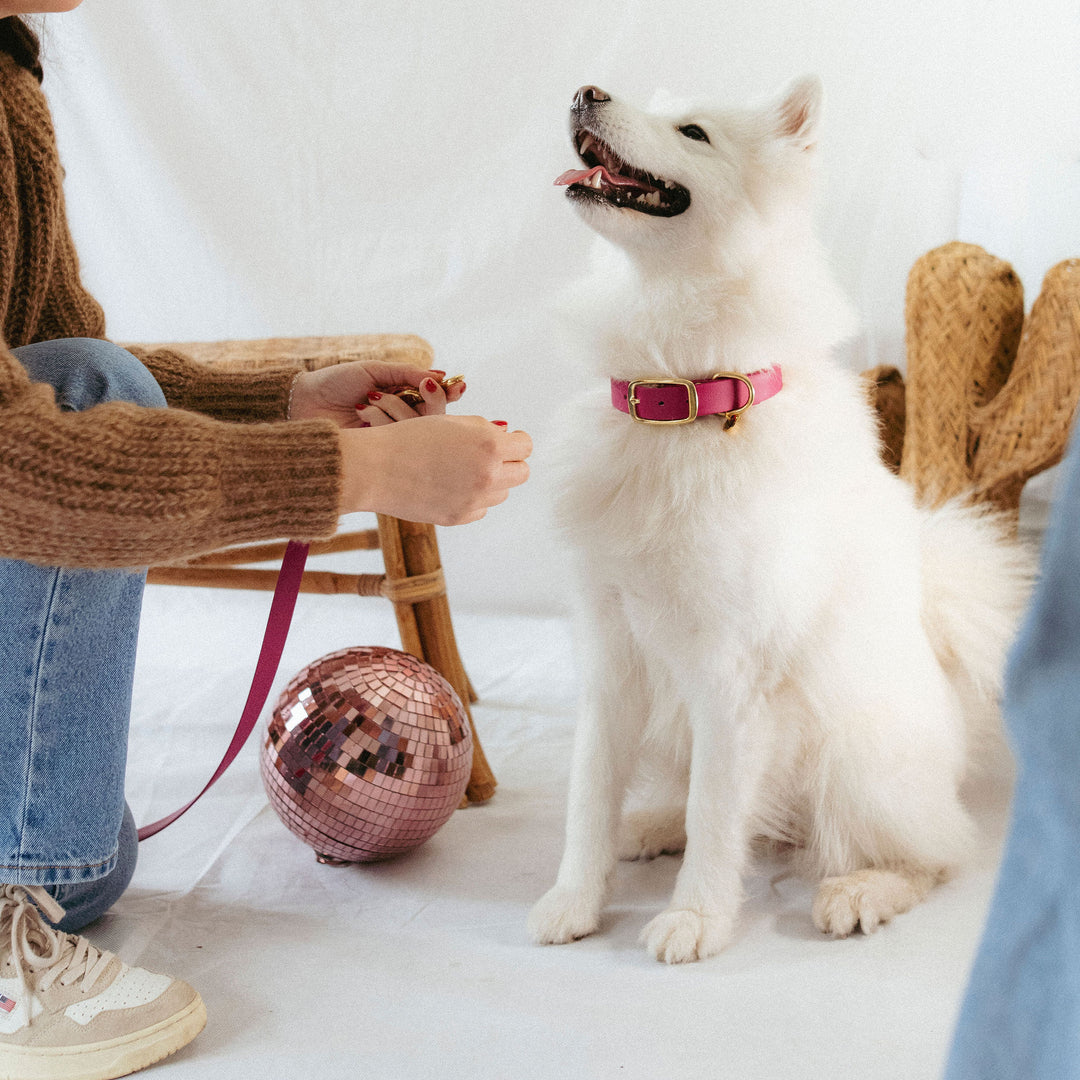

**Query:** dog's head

left=555, top=77, right=824, bottom=274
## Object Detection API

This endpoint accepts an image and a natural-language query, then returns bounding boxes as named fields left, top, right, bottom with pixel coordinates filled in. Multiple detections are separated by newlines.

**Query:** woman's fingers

left=355, top=404, right=388, bottom=427
left=357, top=377, right=469, bottom=425
left=499, top=458, right=531, bottom=489
left=368, top=391, right=419, bottom=421
left=416, top=377, right=448, bottom=416
left=356, top=392, right=418, bottom=426
left=417, top=376, right=467, bottom=414
left=501, top=428, right=533, bottom=468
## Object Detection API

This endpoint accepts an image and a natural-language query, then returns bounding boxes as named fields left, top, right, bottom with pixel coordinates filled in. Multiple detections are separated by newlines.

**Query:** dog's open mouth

left=555, top=129, right=691, bottom=217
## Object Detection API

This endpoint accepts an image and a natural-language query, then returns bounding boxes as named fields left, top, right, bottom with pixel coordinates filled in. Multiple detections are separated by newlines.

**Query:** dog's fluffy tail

left=920, top=500, right=1036, bottom=739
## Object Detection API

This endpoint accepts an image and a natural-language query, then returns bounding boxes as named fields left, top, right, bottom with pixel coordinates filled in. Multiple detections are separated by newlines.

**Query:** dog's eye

left=677, top=124, right=710, bottom=144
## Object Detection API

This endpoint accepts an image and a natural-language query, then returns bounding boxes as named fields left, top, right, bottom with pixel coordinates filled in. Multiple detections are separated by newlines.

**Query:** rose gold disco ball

left=260, top=646, right=473, bottom=864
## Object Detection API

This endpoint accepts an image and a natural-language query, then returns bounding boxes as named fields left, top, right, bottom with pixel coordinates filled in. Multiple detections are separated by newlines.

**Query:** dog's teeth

left=664, top=180, right=676, bottom=190
left=590, top=173, right=603, bottom=189
left=579, top=133, right=595, bottom=154
left=645, top=191, right=661, bottom=207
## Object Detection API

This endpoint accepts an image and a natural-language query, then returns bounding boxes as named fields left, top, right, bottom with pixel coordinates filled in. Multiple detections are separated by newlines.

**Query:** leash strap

left=137, top=539, right=310, bottom=841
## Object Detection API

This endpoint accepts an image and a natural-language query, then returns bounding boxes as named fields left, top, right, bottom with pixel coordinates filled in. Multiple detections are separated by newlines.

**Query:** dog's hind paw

left=813, top=867, right=940, bottom=937
left=640, top=907, right=733, bottom=964
left=528, top=885, right=602, bottom=945
left=618, top=809, right=686, bottom=861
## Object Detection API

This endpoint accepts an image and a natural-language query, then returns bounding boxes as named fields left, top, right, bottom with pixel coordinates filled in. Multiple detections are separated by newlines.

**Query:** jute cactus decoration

left=866, top=241, right=1080, bottom=515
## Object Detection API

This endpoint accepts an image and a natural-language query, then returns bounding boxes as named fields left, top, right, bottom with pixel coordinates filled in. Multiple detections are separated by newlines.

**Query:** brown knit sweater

left=0, top=49, right=343, bottom=568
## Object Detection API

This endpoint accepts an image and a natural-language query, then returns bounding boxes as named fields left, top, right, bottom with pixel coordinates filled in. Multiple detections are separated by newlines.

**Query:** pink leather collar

left=611, top=366, right=782, bottom=426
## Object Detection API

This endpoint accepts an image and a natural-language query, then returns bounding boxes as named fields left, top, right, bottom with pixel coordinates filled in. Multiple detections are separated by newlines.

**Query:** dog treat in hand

left=385, top=374, right=464, bottom=407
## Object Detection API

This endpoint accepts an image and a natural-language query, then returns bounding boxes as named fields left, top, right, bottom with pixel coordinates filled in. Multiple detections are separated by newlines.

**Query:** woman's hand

left=287, top=361, right=465, bottom=427
left=299, top=360, right=529, bottom=525
left=337, top=415, right=532, bottom=526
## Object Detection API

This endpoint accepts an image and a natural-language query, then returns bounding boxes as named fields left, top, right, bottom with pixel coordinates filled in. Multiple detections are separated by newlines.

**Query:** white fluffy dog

left=528, top=77, right=1033, bottom=964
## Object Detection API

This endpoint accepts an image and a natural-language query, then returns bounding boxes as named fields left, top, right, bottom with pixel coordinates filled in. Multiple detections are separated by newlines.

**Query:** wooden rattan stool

left=865, top=242, right=1080, bottom=514
left=139, top=334, right=496, bottom=805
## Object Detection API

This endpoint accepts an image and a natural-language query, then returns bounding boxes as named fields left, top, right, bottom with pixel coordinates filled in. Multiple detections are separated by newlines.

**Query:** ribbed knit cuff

left=210, top=417, right=342, bottom=546
left=130, top=347, right=300, bottom=422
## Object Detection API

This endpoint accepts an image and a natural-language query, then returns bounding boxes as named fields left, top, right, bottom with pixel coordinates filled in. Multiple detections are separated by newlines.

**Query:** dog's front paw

left=812, top=868, right=937, bottom=937
left=640, top=907, right=733, bottom=964
left=528, top=885, right=602, bottom=945
left=618, top=809, right=686, bottom=862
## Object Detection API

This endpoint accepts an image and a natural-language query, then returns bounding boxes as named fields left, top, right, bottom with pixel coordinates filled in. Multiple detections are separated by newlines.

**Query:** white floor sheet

left=99, top=541, right=1014, bottom=1080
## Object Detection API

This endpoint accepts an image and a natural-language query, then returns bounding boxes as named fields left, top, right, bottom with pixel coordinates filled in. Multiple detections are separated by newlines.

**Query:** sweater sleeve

left=125, top=345, right=302, bottom=423
left=0, top=342, right=342, bottom=569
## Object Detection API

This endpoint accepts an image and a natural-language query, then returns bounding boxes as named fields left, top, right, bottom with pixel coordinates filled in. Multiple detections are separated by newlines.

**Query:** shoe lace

left=0, top=885, right=115, bottom=1012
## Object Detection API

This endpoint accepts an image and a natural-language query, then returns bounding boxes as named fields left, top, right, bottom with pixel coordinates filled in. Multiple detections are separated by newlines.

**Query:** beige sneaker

left=0, top=885, right=205, bottom=1080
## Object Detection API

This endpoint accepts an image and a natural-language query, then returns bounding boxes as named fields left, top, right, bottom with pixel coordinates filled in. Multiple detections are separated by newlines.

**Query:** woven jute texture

left=863, top=364, right=906, bottom=473
left=143, top=333, right=435, bottom=372
left=871, top=242, right=1080, bottom=514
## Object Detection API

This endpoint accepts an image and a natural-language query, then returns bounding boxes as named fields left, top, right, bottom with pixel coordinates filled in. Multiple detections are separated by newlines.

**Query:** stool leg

left=376, top=514, right=497, bottom=803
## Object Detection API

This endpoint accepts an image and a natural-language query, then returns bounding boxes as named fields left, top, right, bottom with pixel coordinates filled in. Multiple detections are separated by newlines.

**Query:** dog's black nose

left=573, top=86, right=611, bottom=110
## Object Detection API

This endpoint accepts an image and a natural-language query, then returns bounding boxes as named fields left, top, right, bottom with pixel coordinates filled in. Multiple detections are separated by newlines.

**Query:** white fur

left=529, top=77, right=1034, bottom=964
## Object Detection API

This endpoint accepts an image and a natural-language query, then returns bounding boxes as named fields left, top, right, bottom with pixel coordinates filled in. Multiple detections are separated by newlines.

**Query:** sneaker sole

left=0, top=993, right=207, bottom=1080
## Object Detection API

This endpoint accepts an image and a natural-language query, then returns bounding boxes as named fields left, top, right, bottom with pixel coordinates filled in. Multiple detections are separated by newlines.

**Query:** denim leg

left=0, top=339, right=165, bottom=923
left=9, top=338, right=167, bottom=413
left=47, top=804, right=139, bottom=933
left=945, top=423, right=1080, bottom=1079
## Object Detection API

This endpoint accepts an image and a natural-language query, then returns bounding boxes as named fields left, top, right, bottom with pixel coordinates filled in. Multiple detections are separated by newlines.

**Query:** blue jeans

left=946, top=424, right=1080, bottom=1078
left=0, top=338, right=165, bottom=932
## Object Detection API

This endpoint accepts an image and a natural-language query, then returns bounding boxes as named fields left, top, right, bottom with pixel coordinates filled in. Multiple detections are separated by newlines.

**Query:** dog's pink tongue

left=554, top=165, right=644, bottom=189
left=554, top=166, right=602, bottom=187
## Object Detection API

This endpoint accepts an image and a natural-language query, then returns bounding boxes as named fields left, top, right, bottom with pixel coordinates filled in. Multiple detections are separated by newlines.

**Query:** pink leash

left=137, top=539, right=310, bottom=841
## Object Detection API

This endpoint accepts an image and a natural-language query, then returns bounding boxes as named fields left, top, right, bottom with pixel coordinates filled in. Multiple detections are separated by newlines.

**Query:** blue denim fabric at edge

left=946, top=420, right=1080, bottom=1079
left=0, top=339, right=160, bottom=930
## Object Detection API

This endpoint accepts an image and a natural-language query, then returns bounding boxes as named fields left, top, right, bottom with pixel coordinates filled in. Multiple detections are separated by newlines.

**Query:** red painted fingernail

left=368, top=391, right=383, bottom=401
left=358, top=420, right=371, bottom=428
left=356, top=403, right=368, bottom=411
left=493, top=420, right=508, bottom=428
left=423, top=378, right=438, bottom=393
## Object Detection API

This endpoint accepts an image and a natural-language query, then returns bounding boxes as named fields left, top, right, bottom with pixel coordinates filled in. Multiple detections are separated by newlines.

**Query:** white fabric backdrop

left=38, top=0, right=1080, bottom=614
left=21, top=11, right=1075, bottom=1073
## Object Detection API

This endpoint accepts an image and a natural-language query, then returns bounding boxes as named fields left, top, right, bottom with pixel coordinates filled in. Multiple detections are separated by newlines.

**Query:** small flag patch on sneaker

left=0, top=994, right=16, bottom=1013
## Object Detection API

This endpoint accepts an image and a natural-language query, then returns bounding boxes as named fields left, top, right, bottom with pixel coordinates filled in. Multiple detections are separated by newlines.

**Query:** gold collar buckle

left=626, top=378, right=699, bottom=425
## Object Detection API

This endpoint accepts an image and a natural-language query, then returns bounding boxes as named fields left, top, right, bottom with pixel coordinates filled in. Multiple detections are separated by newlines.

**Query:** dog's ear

left=771, top=75, right=823, bottom=151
